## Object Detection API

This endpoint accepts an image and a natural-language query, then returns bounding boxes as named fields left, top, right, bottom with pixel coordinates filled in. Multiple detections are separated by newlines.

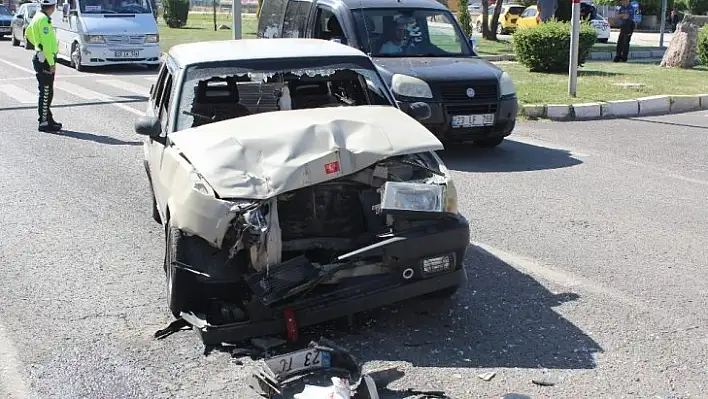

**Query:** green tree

left=163, top=0, right=190, bottom=28
left=458, top=0, right=473, bottom=37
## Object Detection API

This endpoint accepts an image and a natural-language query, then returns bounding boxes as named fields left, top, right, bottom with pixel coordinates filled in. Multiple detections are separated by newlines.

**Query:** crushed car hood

left=167, top=105, right=444, bottom=200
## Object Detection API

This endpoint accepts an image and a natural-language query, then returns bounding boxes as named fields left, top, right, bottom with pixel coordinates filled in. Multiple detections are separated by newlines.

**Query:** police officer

left=25, top=0, right=62, bottom=132
left=614, top=0, right=636, bottom=63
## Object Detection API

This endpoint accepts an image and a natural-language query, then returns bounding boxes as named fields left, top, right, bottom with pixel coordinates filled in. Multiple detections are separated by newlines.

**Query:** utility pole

left=659, top=0, right=667, bottom=48
left=232, top=0, right=241, bottom=39
left=568, top=0, right=580, bottom=96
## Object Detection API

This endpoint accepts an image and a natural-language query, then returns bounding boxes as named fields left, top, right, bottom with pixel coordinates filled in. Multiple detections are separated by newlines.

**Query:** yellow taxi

left=515, top=5, right=541, bottom=29
left=474, top=4, right=527, bottom=35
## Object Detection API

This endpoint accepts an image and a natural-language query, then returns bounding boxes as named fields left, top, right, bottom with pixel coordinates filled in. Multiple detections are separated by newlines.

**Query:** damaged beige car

left=135, top=39, right=470, bottom=345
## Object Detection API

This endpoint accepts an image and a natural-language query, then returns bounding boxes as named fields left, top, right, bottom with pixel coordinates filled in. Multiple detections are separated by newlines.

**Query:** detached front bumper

left=81, top=43, right=161, bottom=66
left=398, top=96, right=519, bottom=142
left=186, top=215, right=471, bottom=346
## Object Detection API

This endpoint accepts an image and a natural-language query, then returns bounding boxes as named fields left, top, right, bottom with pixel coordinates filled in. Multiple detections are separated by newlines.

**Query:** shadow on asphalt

left=293, top=244, right=602, bottom=371
left=46, top=129, right=142, bottom=146
left=439, top=139, right=583, bottom=173
left=55, top=59, right=159, bottom=76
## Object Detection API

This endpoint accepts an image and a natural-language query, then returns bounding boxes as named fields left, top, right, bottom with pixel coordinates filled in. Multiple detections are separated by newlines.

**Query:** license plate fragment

left=115, top=50, right=140, bottom=58
left=265, top=348, right=332, bottom=378
left=451, top=113, right=495, bottom=128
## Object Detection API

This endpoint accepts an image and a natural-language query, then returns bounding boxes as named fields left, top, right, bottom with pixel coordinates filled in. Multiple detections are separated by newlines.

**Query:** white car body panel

left=166, top=105, right=445, bottom=200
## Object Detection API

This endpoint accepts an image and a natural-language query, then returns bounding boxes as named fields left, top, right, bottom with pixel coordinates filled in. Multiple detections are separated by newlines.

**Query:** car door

left=145, top=62, right=174, bottom=218
left=11, top=4, right=23, bottom=39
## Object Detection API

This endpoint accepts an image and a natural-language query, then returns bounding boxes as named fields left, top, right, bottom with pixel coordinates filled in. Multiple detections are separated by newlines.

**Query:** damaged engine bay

left=173, top=150, right=462, bottom=331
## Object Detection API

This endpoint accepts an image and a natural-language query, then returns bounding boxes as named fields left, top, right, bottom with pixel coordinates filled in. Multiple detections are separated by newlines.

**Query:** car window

left=352, top=8, right=472, bottom=57
left=257, top=0, right=287, bottom=38
left=152, top=63, right=168, bottom=106
left=281, top=0, right=309, bottom=38
left=523, top=8, right=536, bottom=17
left=79, top=0, right=152, bottom=14
left=174, top=61, right=395, bottom=132
left=0, top=5, right=11, bottom=15
left=158, top=74, right=173, bottom=133
left=313, top=6, right=345, bottom=43
left=508, top=6, right=525, bottom=15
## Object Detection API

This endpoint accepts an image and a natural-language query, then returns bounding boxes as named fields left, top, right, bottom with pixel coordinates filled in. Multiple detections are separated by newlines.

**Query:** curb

left=480, top=48, right=665, bottom=62
left=521, top=94, right=708, bottom=121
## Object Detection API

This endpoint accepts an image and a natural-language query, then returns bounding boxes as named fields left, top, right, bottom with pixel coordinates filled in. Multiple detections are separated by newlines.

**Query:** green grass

left=475, top=38, right=659, bottom=56
left=499, top=61, right=708, bottom=105
left=158, top=13, right=258, bottom=51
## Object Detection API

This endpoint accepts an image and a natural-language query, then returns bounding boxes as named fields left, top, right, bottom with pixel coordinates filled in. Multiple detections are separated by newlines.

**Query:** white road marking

left=0, top=323, right=30, bottom=399
left=0, top=59, right=145, bottom=116
left=55, top=82, right=144, bottom=116
left=620, top=159, right=708, bottom=187
left=509, top=136, right=591, bottom=158
left=472, top=241, right=643, bottom=309
left=0, top=58, right=35, bottom=74
left=97, top=79, right=150, bottom=97
left=0, top=84, right=37, bottom=104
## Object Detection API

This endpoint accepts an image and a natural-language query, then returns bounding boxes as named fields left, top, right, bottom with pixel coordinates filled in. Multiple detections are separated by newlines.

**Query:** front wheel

left=475, top=21, right=482, bottom=33
left=71, top=42, right=84, bottom=72
left=164, top=223, right=196, bottom=318
left=598, top=38, right=609, bottom=43
left=12, top=34, right=20, bottom=46
left=496, top=23, right=503, bottom=35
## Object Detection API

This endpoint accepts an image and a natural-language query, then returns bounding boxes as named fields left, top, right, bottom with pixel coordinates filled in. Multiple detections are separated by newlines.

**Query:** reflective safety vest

left=25, top=11, right=59, bottom=66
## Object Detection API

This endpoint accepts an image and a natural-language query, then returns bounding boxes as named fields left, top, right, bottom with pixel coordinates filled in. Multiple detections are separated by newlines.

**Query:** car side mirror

left=134, top=115, right=161, bottom=136
left=408, top=102, right=432, bottom=121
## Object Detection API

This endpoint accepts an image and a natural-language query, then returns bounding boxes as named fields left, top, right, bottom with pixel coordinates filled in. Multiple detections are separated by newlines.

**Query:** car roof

left=168, top=38, right=372, bottom=67
left=337, top=0, right=448, bottom=11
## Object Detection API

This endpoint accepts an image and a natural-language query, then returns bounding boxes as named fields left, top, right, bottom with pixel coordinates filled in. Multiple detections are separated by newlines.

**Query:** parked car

left=257, top=0, right=519, bottom=148
left=0, top=4, right=13, bottom=39
left=516, top=4, right=610, bottom=42
left=10, top=2, right=37, bottom=49
left=474, top=4, right=526, bottom=35
left=134, top=38, right=469, bottom=341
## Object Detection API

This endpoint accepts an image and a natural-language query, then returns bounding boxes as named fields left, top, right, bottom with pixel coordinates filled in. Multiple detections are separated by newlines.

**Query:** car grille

left=104, top=35, right=146, bottom=45
left=437, top=80, right=499, bottom=103
left=0, top=20, right=11, bottom=27
left=446, top=103, right=498, bottom=115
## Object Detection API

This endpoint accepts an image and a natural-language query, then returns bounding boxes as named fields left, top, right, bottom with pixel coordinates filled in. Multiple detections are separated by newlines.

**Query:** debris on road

left=478, top=371, right=496, bottom=381
left=531, top=378, right=556, bottom=387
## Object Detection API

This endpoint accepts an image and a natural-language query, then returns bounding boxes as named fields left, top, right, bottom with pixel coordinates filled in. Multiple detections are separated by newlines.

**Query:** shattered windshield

left=176, top=61, right=396, bottom=131
left=79, top=0, right=152, bottom=14
left=352, top=8, right=472, bottom=57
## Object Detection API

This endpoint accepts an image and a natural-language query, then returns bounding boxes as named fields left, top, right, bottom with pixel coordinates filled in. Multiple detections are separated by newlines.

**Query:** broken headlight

left=189, top=170, right=215, bottom=196
left=380, top=182, right=444, bottom=215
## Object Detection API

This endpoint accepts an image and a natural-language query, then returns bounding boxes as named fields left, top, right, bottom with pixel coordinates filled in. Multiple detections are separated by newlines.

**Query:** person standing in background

left=614, top=0, right=635, bottom=63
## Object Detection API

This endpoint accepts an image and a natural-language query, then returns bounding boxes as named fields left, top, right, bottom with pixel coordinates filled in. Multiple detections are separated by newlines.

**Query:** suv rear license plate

left=265, top=348, right=332, bottom=378
left=451, top=114, right=495, bottom=128
left=115, top=50, right=140, bottom=58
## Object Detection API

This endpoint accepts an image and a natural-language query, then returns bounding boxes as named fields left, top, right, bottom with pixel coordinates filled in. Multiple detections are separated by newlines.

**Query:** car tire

left=474, top=137, right=504, bottom=148
left=598, top=38, right=608, bottom=43
left=496, top=24, right=503, bottom=35
left=24, top=35, right=33, bottom=50
left=71, top=42, right=84, bottom=72
left=12, top=34, right=20, bottom=46
left=164, top=222, right=197, bottom=318
left=476, top=21, right=482, bottom=33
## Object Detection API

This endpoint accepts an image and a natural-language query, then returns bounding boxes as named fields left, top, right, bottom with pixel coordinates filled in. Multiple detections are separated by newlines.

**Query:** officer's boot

left=38, top=84, right=60, bottom=132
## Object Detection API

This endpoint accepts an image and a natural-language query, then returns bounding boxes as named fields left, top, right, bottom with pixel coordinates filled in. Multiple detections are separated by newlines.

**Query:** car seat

left=288, top=81, right=339, bottom=109
left=189, top=76, right=251, bottom=127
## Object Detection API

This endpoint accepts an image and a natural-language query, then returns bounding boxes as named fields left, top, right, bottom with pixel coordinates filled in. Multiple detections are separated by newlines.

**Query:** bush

left=163, top=0, right=190, bottom=28
left=699, top=26, right=708, bottom=66
left=512, top=20, right=598, bottom=73
left=688, top=0, right=708, bottom=14
left=458, top=0, right=472, bottom=37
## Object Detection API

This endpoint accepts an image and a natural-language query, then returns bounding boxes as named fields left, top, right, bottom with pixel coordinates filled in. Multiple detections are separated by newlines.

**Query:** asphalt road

left=1, top=38, right=707, bottom=399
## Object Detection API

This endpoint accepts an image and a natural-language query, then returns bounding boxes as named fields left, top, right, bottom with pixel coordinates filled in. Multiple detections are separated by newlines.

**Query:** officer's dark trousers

left=32, top=53, right=54, bottom=124
left=615, top=22, right=635, bottom=62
